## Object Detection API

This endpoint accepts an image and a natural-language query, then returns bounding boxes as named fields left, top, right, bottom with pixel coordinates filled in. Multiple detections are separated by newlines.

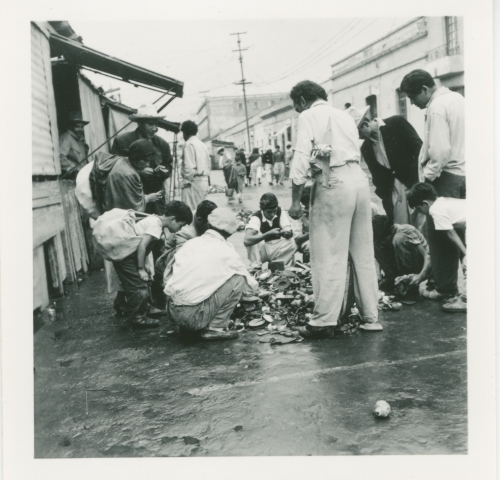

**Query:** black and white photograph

left=1, top=0, right=496, bottom=479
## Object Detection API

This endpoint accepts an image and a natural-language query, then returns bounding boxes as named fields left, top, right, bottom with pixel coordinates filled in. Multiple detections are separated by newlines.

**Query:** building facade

left=329, top=16, right=464, bottom=138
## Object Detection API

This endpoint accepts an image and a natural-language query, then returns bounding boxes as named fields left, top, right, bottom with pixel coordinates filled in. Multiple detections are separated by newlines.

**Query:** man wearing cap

left=59, top=111, right=90, bottom=181
left=180, top=120, right=211, bottom=211
left=165, top=208, right=258, bottom=340
left=111, top=104, right=173, bottom=215
left=399, top=69, right=465, bottom=301
left=288, top=80, right=382, bottom=339
left=357, top=112, right=422, bottom=224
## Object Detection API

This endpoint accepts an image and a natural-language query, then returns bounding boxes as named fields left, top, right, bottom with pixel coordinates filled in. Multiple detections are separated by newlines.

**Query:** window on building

left=396, top=89, right=407, bottom=119
left=254, top=102, right=258, bottom=108
left=286, top=126, right=292, bottom=142
left=238, top=103, right=243, bottom=110
left=450, top=86, right=465, bottom=97
left=445, top=17, right=460, bottom=55
left=366, top=95, right=378, bottom=119
left=271, top=100, right=275, bottom=106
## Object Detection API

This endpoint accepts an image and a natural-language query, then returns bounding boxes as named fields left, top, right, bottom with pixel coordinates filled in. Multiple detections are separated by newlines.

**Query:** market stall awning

left=49, top=33, right=184, bottom=98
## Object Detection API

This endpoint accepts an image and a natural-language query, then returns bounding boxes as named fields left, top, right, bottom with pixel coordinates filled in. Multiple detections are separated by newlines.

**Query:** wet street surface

left=34, top=171, right=467, bottom=458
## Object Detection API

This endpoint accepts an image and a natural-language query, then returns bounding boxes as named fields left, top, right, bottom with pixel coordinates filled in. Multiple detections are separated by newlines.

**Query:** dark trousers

left=427, top=171, right=466, bottom=295
left=113, top=253, right=149, bottom=319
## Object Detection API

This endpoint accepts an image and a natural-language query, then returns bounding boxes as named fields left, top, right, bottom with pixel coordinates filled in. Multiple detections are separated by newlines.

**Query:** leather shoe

left=147, top=306, right=168, bottom=318
left=359, top=322, right=383, bottom=331
left=200, top=329, right=239, bottom=340
left=294, top=324, right=335, bottom=339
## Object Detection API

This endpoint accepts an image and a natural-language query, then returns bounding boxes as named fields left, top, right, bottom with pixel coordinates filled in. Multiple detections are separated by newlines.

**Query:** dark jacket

left=111, top=129, right=172, bottom=194
left=361, top=115, right=421, bottom=207
left=262, top=150, right=274, bottom=165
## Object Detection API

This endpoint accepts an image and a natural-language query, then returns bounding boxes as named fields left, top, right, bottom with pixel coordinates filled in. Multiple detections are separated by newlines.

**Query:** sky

left=70, top=18, right=414, bottom=134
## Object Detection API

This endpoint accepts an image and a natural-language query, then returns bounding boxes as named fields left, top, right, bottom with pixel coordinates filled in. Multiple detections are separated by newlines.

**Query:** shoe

left=238, top=198, right=243, bottom=204
left=421, top=289, right=456, bottom=301
left=294, top=324, right=335, bottom=339
left=147, top=306, right=168, bottom=318
left=200, top=329, right=239, bottom=340
left=442, top=296, right=467, bottom=313
left=359, top=322, right=383, bottom=331
left=131, top=316, right=160, bottom=328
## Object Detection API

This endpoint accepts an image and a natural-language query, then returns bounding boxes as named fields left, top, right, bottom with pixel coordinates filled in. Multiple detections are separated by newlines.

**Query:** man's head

left=194, top=200, right=217, bottom=235
left=400, top=69, right=437, bottom=109
left=68, top=111, right=89, bottom=137
left=181, top=120, right=198, bottom=141
left=128, top=139, right=156, bottom=171
left=290, top=80, right=328, bottom=113
left=276, top=145, right=280, bottom=151
left=137, top=119, right=159, bottom=139
left=372, top=215, right=393, bottom=244
left=161, top=200, right=193, bottom=233
left=345, top=103, right=352, bottom=109
left=259, top=193, right=279, bottom=221
left=207, top=208, right=239, bottom=239
left=286, top=144, right=292, bottom=150
left=235, top=152, right=243, bottom=164
left=252, top=147, right=259, bottom=154
left=358, top=119, right=378, bottom=140
left=407, top=182, right=438, bottom=215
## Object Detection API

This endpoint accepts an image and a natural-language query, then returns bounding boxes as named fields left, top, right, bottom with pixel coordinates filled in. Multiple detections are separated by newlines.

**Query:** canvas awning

left=49, top=33, right=184, bottom=97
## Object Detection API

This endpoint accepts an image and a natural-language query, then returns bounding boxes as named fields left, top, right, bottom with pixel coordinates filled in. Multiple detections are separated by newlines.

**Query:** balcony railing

left=427, top=42, right=463, bottom=61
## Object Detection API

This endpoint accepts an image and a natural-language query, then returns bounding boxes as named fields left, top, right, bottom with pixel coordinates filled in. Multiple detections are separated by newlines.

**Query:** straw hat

left=208, top=208, right=239, bottom=235
left=129, top=104, right=166, bottom=122
left=68, top=111, right=89, bottom=125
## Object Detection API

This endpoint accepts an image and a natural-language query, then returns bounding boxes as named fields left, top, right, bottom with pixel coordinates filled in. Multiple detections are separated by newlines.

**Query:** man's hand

left=281, top=230, right=293, bottom=239
left=146, top=191, right=163, bottom=203
left=142, top=167, right=155, bottom=177
left=288, top=202, right=303, bottom=220
left=138, top=268, right=150, bottom=282
left=265, top=228, right=282, bottom=241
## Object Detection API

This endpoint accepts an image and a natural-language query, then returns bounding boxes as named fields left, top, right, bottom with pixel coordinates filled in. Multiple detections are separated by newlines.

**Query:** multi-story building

left=197, top=93, right=288, bottom=154
left=329, top=16, right=464, bottom=138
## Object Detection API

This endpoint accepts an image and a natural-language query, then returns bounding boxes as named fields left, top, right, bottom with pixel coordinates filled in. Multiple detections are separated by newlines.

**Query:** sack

left=92, top=208, right=142, bottom=261
left=89, top=152, right=123, bottom=214
left=75, top=161, right=100, bottom=219
left=225, top=188, right=234, bottom=197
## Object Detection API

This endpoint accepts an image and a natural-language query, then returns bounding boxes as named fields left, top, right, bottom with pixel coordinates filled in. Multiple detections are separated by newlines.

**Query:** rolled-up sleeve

left=290, top=115, right=313, bottom=186
left=424, top=112, right=451, bottom=182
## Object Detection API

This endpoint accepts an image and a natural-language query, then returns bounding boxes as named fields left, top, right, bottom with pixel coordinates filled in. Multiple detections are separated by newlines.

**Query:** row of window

left=237, top=100, right=276, bottom=110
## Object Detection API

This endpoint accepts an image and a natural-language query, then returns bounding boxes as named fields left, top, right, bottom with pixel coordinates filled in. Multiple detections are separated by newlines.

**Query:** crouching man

left=244, top=193, right=297, bottom=268
left=165, top=208, right=258, bottom=340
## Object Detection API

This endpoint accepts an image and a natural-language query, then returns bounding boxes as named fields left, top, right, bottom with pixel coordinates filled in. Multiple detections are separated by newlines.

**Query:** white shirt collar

left=261, top=211, right=277, bottom=225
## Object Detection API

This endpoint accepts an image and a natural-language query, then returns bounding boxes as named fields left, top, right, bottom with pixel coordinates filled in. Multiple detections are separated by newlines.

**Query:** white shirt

left=429, top=197, right=466, bottom=230
left=290, top=100, right=361, bottom=185
left=134, top=215, right=163, bottom=239
left=182, top=135, right=211, bottom=181
left=164, top=229, right=258, bottom=305
left=245, top=209, right=292, bottom=234
left=420, top=87, right=465, bottom=182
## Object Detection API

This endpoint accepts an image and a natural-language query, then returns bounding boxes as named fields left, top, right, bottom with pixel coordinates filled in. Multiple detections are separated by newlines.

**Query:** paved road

left=34, top=169, right=467, bottom=457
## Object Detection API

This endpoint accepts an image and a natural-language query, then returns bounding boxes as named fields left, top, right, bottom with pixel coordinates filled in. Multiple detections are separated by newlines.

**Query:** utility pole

left=199, top=90, right=212, bottom=141
left=231, top=32, right=252, bottom=151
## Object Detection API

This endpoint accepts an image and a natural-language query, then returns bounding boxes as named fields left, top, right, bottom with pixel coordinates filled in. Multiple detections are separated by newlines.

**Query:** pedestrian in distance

left=273, top=145, right=286, bottom=185
left=112, top=201, right=192, bottom=329
left=400, top=69, right=465, bottom=301
left=285, top=144, right=293, bottom=181
left=230, top=152, right=247, bottom=204
left=180, top=120, right=211, bottom=212
left=262, top=148, right=274, bottom=185
left=248, top=148, right=262, bottom=186
left=407, top=182, right=466, bottom=312
left=165, top=208, right=258, bottom=340
left=288, top=80, right=382, bottom=339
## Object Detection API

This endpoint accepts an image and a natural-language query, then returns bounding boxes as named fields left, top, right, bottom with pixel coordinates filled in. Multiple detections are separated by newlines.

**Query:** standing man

left=358, top=114, right=422, bottom=224
left=180, top=120, right=211, bottom=211
left=288, top=80, right=382, bottom=339
left=285, top=144, right=294, bottom=181
left=273, top=145, right=286, bottom=185
left=111, top=104, right=172, bottom=215
left=400, top=69, right=465, bottom=300
left=59, top=111, right=90, bottom=181
left=262, top=148, right=274, bottom=185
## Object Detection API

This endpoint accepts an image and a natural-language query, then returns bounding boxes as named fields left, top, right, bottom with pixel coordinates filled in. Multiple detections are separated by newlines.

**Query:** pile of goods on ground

left=229, top=261, right=362, bottom=343
left=235, top=209, right=253, bottom=230
left=207, top=184, right=227, bottom=194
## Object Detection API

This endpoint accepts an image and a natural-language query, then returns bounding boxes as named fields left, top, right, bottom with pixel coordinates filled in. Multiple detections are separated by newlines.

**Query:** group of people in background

left=62, top=66, right=466, bottom=342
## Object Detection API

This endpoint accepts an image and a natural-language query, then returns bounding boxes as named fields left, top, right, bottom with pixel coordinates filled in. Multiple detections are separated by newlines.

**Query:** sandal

left=131, top=316, right=160, bottom=328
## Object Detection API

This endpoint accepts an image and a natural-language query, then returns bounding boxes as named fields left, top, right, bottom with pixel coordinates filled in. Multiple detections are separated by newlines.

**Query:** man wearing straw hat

left=59, top=111, right=90, bottom=181
left=111, top=104, right=173, bottom=215
left=288, top=80, right=382, bottom=339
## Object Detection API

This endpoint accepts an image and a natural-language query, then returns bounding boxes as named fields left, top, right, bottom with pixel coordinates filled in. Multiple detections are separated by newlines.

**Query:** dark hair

left=300, top=186, right=312, bottom=208
left=217, top=148, right=224, bottom=154
left=276, top=145, right=280, bottom=149
left=286, top=144, right=292, bottom=149
left=235, top=152, right=244, bottom=162
left=128, top=139, right=156, bottom=163
left=164, top=200, right=193, bottom=224
left=196, top=200, right=217, bottom=221
left=259, top=192, right=279, bottom=210
left=252, top=147, right=259, bottom=154
left=407, top=182, right=438, bottom=208
left=181, top=120, right=198, bottom=136
left=345, top=103, right=352, bottom=108
left=400, top=69, right=436, bottom=96
left=372, top=215, right=393, bottom=244
left=290, top=80, right=328, bottom=104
